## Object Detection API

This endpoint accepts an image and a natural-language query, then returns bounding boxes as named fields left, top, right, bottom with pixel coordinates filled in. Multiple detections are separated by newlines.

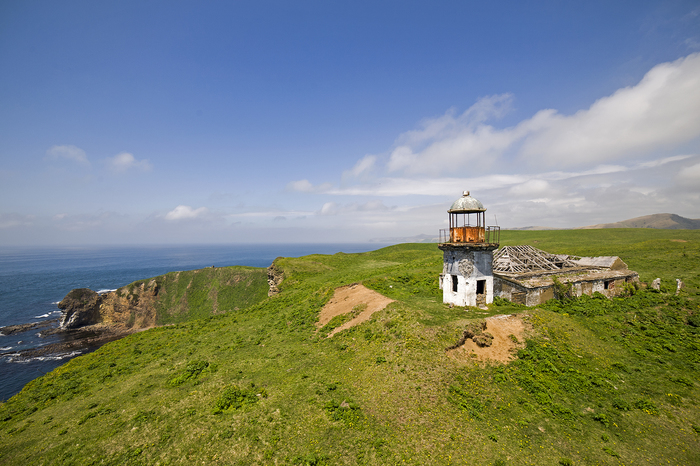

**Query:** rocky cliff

left=58, top=288, right=103, bottom=329
left=56, top=266, right=270, bottom=331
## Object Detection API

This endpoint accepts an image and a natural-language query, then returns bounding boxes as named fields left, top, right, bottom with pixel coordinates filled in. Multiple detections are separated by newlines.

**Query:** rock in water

left=58, top=288, right=102, bottom=329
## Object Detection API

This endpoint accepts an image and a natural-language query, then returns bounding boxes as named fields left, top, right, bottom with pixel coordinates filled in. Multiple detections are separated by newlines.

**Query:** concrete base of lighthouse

left=438, top=244, right=498, bottom=307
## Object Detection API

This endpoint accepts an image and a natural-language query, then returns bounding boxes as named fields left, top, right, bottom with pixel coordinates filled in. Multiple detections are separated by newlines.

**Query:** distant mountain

left=577, top=213, right=700, bottom=230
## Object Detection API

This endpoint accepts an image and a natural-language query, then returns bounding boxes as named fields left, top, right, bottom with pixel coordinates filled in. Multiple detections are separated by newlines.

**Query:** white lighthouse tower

left=438, top=191, right=500, bottom=307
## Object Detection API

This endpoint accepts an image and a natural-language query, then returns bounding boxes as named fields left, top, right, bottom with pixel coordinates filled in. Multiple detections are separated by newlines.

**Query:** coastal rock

left=58, top=288, right=103, bottom=329
left=0, top=322, right=43, bottom=335
left=99, top=280, right=159, bottom=328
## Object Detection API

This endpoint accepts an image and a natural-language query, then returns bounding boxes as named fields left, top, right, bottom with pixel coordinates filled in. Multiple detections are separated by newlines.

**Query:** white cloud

left=327, top=175, right=526, bottom=197
left=375, top=53, right=700, bottom=176
left=319, top=202, right=337, bottom=216
left=286, top=179, right=332, bottom=193
left=107, top=152, right=152, bottom=173
left=317, top=200, right=392, bottom=216
left=165, top=205, right=209, bottom=221
left=342, top=155, right=377, bottom=179
left=287, top=179, right=314, bottom=192
left=509, top=179, right=551, bottom=197
left=638, top=154, right=693, bottom=169
left=520, top=53, right=700, bottom=167
left=677, top=162, right=700, bottom=187
left=386, top=94, right=519, bottom=175
left=46, top=145, right=89, bottom=165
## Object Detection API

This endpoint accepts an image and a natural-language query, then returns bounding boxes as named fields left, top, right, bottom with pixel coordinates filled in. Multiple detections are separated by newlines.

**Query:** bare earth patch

left=447, top=314, right=528, bottom=364
left=316, top=283, right=395, bottom=338
left=671, top=239, right=688, bottom=243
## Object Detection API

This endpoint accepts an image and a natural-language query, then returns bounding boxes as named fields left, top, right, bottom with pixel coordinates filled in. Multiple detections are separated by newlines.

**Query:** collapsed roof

left=493, top=245, right=579, bottom=274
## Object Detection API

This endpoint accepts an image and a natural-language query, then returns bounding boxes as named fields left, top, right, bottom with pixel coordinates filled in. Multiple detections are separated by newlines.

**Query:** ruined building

left=438, top=192, right=639, bottom=307
left=492, top=245, right=639, bottom=306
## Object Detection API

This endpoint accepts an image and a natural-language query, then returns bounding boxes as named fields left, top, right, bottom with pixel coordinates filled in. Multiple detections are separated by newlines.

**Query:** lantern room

left=439, top=191, right=499, bottom=245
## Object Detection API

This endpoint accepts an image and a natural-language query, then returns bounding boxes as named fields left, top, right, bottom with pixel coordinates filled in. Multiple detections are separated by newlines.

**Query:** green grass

left=0, top=230, right=699, bottom=465
left=119, top=265, right=269, bottom=325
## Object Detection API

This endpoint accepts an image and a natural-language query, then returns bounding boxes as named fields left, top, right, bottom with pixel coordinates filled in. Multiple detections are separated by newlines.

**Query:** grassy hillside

left=129, top=266, right=270, bottom=325
left=1, top=230, right=699, bottom=465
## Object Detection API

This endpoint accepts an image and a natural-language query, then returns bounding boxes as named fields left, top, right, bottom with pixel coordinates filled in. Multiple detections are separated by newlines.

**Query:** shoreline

left=0, top=323, right=136, bottom=361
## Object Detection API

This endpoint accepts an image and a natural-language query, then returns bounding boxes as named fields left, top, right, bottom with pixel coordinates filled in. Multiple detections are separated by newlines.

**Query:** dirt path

left=316, top=283, right=395, bottom=338
left=447, top=314, right=528, bottom=364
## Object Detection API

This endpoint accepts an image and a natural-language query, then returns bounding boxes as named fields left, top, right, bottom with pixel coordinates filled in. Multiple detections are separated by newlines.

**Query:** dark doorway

left=452, top=275, right=458, bottom=293
left=476, top=279, right=486, bottom=295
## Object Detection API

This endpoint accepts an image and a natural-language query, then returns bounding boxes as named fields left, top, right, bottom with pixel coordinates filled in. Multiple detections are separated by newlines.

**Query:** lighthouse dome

left=448, top=191, right=486, bottom=213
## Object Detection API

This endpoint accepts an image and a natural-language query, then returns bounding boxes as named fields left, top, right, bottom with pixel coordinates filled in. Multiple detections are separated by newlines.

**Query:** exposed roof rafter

left=493, top=245, right=578, bottom=273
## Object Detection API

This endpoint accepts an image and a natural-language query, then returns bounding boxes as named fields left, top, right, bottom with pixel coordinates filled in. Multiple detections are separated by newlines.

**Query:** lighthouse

left=438, top=191, right=500, bottom=307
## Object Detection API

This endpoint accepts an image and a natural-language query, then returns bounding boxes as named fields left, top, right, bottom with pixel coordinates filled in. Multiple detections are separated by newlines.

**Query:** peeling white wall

left=442, top=248, right=495, bottom=307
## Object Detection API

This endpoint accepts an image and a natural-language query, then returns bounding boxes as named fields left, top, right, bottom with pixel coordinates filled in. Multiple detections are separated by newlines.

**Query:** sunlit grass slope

left=132, top=266, right=269, bottom=325
left=1, top=230, right=699, bottom=465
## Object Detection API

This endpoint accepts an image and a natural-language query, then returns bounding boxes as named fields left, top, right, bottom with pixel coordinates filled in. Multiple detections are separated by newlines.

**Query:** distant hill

left=577, top=213, right=700, bottom=230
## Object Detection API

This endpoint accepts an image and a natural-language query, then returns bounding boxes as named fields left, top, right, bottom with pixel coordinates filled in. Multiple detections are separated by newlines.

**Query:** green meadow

left=1, top=229, right=699, bottom=465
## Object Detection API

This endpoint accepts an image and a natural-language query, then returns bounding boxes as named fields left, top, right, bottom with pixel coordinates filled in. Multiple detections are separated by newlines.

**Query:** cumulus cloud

left=107, top=152, right=152, bottom=173
left=284, top=55, right=700, bottom=232
left=376, top=53, right=700, bottom=175
left=386, top=94, right=518, bottom=175
left=165, top=205, right=209, bottom=221
left=46, top=145, right=89, bottom=165
left=520, top=53, right=700, bottom=167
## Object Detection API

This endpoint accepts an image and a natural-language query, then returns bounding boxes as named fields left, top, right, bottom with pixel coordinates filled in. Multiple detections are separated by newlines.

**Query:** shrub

left=688, top=313, right=700, bottom=328
left=168, top=360, right=211, bottom=387
left=669, top=376, right=693, bottom=387
left=212, top=385, right=260, bottom=414
left=612, top=398, right=631, bottom=411
left=552, top=277, right=574, bottom=302
left=559, top=459, right=573, bottom=466
left=324, top=400, right=362, bottom=425
left=634, top=398, right=659, bottom=415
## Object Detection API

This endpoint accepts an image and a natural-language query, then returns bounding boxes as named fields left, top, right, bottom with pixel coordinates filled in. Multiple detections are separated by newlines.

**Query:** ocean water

left=0, top=243, right=390, bottom=401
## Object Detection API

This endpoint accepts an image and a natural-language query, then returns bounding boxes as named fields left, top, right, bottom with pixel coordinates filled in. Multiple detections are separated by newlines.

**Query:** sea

left=0, top=243, right=391, bottom=402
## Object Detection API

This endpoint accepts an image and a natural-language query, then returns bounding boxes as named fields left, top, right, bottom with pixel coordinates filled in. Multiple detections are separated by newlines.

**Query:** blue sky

left=1, top=1, right=699, bottom=245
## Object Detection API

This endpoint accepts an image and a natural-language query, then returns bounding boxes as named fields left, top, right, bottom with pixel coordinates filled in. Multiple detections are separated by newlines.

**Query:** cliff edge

left=56, top=266, right=270, bottom=331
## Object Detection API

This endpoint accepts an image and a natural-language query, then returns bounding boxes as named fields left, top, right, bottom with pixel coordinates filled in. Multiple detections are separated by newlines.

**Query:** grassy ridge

left=0, top=230, right=699, bottom=465
left=120, top=266, right=269, bottom=325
